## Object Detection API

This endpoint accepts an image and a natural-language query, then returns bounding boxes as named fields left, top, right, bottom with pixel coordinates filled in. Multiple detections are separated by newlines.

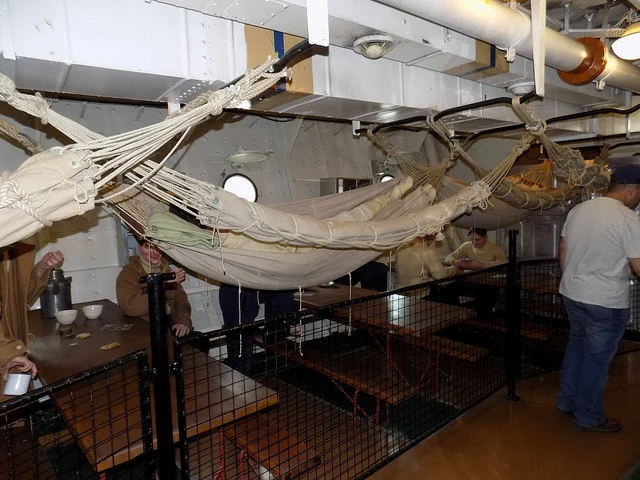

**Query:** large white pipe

left=375, top=0, right=640, bottom=95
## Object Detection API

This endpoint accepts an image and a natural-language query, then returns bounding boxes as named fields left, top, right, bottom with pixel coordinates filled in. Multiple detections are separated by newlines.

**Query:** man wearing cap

left=556, top=163, right=640, bottom=433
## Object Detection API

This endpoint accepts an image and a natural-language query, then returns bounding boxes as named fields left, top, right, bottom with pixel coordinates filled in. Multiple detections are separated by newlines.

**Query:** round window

left=379, top=174, right=395, bottom=182
left=223, top=174, right=258, bottom=202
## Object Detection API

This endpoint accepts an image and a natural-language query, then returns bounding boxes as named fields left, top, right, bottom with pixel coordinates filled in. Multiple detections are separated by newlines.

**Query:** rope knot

left=0, top=178, right=27, bottom=208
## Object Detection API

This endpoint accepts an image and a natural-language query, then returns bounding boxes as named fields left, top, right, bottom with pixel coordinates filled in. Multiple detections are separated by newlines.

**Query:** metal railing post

left=505, top=230, right=521, bottom=401
left=141, top=272, right=176, bottom=480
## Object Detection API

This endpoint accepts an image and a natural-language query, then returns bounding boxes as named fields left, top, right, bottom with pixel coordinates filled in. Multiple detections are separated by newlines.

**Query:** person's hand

left=453, top=258, right=471, bottom=270
left=467, top=259, right=485, bottom=270
left=36, top=251, right=64, bottom=280
left=169, top=268, right=186, bottom=284
left=171, top=323, right=191, bottom=337
left=3, top=355, right=37, bottom=379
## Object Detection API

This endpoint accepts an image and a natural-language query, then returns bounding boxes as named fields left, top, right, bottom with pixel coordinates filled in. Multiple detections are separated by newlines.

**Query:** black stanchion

left=505, top=230, right=521, bottom=401
left=141, top=272, right=176, bottom=480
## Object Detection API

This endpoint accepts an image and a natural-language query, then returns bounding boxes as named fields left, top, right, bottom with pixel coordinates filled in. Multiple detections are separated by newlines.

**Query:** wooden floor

left=368, top=350, right=640, bottom=480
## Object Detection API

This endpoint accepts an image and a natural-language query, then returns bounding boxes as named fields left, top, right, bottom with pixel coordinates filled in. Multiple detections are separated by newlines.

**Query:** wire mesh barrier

left=517, top=259, right=640, bottom=378
left=174, top=270, right=511, bottom=480
left=0, top=351, right=152, bottom=480
left=4, top=258, right=640, bottom=479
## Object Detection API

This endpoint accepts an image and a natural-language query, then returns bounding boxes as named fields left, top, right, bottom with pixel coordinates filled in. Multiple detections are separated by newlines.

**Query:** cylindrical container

left=3, top=373, right=31, bottom=395
left=40, top=268, right=72, bottom=318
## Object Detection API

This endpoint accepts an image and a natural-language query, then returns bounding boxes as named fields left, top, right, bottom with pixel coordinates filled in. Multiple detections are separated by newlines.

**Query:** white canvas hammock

left=437, top=176, right=532, bottom=229
left=109, top=173, right=492, bottom=289
left=0, top=58, right=289, bottom=249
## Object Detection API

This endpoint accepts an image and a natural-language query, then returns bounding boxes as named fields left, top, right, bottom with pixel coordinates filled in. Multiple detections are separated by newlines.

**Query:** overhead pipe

left=375, top=0, right=640, bottom=95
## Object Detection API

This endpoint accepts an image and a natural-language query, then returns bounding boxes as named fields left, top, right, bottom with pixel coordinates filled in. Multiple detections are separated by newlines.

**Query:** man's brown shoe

left=577, top=419, right=622, bottom=433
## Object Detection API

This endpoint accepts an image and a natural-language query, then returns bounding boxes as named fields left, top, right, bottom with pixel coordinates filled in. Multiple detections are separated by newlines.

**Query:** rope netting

left=0, top=57, right=288, bottom=192
left=507, top=160, right=554, bottom=190
left=0, top=58, right=289, bottom=248
left=367, top=96, right=609, bottom=213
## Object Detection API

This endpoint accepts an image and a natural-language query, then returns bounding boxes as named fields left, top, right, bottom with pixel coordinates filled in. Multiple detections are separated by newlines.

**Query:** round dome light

left=612, top=23, right=640, bottom=60
left=353, top=35, right=395, bottom=60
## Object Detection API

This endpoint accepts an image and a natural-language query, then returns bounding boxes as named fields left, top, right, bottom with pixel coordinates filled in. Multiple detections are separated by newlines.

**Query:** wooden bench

left=223, top=415, right=321, bottom=480
left=422, top=335, right=489, bottom=362
left=257, top=337, right=418, bottom=405
left=463, top=318, right=552, bottom=341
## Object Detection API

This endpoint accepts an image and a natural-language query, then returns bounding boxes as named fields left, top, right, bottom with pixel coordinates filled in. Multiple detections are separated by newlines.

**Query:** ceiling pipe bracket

left=498, top=8, right=531, bottom=62
left=557, top=37, right=607, bottom=86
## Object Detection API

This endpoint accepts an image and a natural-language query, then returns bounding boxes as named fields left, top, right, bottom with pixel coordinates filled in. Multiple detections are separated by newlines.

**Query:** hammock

left=437, top=176, right=531, bottom=229
left=0, top=57, right=289, bottom=249
left=366, top=98, right=609, bottom=229
left=107, top=172, right=493, bottom=289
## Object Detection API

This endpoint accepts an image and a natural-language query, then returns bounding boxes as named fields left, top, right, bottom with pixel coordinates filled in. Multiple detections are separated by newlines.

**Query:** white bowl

left=55, top=309, right=78, bottom=325
left=82, top=304, right=103, bottom=319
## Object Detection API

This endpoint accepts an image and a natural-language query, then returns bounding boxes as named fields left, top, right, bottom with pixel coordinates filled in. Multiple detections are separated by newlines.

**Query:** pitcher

left=40, top=268, right=72, bottom=318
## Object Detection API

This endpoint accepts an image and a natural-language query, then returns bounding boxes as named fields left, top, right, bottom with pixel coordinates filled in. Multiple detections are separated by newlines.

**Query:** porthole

left=379, top=174, right=395, bottom=182
left=223, top=174, right=258, bottom=202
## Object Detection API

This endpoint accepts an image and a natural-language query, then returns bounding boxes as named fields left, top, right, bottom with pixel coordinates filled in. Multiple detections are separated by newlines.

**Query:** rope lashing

left=0, top=175, right=52, bottom=226
left=511, top=96, right=547, bottom=135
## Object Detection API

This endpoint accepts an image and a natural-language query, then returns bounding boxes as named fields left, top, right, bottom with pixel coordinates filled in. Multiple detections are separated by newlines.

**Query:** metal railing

left=4, top=235, right=640, bottom=479
left=0, top=351, right=152, bottom=479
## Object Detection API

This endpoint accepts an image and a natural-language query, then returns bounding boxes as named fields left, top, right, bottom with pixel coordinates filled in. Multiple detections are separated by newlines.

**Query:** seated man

left=1, top=245, right=64, bottom=380
left=438, top=228, right=507, bottom=314
left=444, top=227, right=507, bottom=271
left=395, top=235, right=457, bottom=289
left=116, top=237, right=192, bottom=337
left=334, top=258, right=389, bottom=291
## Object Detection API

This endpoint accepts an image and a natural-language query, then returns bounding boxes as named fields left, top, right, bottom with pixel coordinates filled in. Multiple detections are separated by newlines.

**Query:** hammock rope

left=0, top=57, right=289, bottom=194
left=0, top=118, right=43, bottom=154
left=368, top=95, right=609, bottom=215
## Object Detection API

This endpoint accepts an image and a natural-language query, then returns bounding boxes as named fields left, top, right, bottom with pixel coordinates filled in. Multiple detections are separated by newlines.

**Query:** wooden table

left=26, top=299, right=149, bottom=384
left=297, top=285, right=475, bottom=340
left=461, top=270, right=560, bottom=295
left=296, top=285, right=379, bottom=309
left=281, top=285, right=486, bottom=426
left=17, top=299, right=279, bottom=474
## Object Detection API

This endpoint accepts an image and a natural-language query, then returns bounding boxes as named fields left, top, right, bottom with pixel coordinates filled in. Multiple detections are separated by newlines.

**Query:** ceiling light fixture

left=225, top=150, right=271, bottom=166
left=611, top=23, right=640, bottom=60
left=352, top=34, right=395, bottom=60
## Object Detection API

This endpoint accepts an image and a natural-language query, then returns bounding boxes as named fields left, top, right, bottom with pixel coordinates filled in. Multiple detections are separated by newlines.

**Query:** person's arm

left=116, top=266, right=150, bottom=317
left=493, top=245, right=507, bottom=264
left=27, top=251, right=64, bottom=305
left=478, top=244, right=508, bottom=269
left=559, top=236, right=566, bottom=272
left=629, top=258, right=640, bottom=278
left=444, top=244, right=465, bottom=266
left=169, top=275, right=192, bottom=337
left=423, top=248, right=456, bottom=280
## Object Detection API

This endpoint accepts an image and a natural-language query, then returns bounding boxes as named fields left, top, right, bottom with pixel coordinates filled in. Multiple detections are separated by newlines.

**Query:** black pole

left=505, top=230, right=521, bottom=401
left=141, top=272, right=176, bottom=480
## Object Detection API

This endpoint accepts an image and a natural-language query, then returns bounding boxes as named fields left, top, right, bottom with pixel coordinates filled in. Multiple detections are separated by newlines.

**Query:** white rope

left=0, top=174, right=52, bottom=226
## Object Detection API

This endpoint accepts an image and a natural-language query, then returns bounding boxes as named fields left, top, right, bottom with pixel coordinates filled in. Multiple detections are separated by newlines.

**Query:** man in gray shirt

left=556, top=163, right=640, bottom=432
